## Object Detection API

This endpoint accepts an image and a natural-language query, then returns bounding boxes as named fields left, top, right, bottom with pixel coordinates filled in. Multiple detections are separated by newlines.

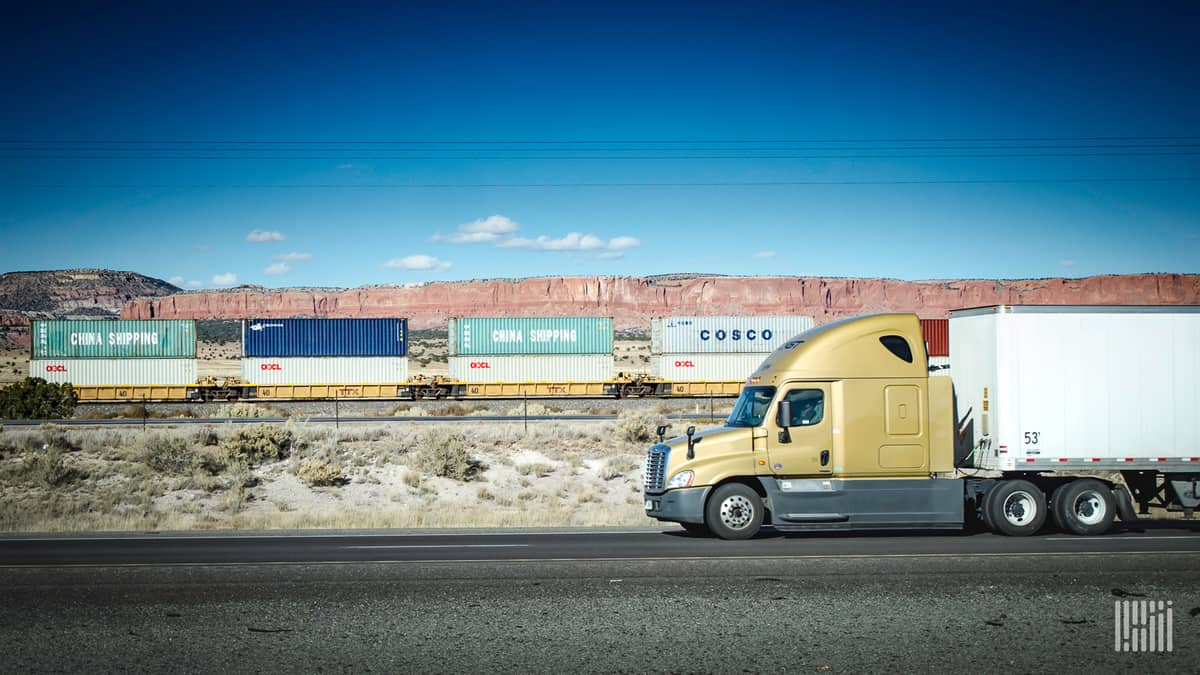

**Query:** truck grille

left=643, top=445, right=669, bottom=493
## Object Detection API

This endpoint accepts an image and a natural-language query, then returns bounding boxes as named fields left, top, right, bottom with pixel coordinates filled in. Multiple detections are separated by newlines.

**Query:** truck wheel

left=985, top=480, right=1046, bottom=536
left=680, top=522, right=711, bottom=537
left=1048, top=482, right=1072, bottom=531
left=1052, top=479, right=1116, bottom=536
left=705, top=483, right=763, bottom=540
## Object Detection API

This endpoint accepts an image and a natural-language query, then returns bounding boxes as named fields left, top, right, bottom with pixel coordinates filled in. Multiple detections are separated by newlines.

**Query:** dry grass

left=0, top=419, right=660, bottom=532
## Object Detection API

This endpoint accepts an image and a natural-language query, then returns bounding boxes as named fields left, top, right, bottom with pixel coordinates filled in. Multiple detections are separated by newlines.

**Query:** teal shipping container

left=32, top=320, right=197, bottom=359
left=449, top=317, right=613, bottom=356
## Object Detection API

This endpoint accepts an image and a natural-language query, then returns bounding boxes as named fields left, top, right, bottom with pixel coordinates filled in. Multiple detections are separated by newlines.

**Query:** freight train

left=23, top=316, right=949, bottom=403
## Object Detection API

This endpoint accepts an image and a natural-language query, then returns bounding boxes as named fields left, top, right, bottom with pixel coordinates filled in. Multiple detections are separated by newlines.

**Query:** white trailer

left=951, top=305, right=1200, bottom=520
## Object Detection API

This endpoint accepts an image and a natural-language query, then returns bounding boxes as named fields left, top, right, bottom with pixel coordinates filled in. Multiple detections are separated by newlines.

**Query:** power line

left=3, top=135, right=1199, bottom=144
left=4, top=143, right=1199, bottom=152
left=5, top=152, right=1200, bottom=160
left=12, top=177, right=1200, bottom=189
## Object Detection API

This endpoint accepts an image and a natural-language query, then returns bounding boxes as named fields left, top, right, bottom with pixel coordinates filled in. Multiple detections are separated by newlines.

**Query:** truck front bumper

left=644, top=486, right=709, bottom=524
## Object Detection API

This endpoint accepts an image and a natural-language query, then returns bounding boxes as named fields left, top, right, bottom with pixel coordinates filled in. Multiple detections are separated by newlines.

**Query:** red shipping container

left=920, top=318, right=950, bottom=357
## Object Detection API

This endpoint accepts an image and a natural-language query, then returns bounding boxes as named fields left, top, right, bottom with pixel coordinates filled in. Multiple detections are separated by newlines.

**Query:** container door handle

left=820, top=450, right=830, bottom=466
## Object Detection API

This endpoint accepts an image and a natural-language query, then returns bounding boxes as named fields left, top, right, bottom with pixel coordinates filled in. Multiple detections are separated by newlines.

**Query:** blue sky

left=1, top=0, right=1197, bottom=289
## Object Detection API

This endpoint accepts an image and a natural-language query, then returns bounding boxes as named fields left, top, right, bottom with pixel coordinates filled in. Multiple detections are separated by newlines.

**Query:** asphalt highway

left=2, top=524, right=1198, bottom=672
left=3, top=522, right=1200, bottom=566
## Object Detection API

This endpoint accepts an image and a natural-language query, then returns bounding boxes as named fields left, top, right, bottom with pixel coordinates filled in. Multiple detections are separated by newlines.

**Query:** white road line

left=342, top=544, right=531, bottom=549
left=1045, top=535, right=1200, bottom=541
left=0, top=530, right=655, bottom=543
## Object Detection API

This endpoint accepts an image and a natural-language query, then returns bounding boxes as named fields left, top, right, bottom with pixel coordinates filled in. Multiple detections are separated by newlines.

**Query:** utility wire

left=12, top=177, right=1200, bottom=189
left=5, top=152, right=1200, bottom=159
left=4, top=143, right=1199, bottom=153
left=4, top=135, right=1199, bottom=144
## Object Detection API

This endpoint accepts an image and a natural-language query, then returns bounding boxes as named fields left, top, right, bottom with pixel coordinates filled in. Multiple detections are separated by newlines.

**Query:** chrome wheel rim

left=719, top=495, right=755, bottom=530
left=1003, top=490, right=1038, bottom=526
left=1072, top=490, right=1107, bottom=525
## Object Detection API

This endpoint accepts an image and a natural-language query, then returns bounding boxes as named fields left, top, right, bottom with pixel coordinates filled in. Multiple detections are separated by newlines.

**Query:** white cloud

left=168, top=276, right=185, bottom=286
left=246, top=229, right=286, bottom=242
left=596, top=251, right=625, bottom=260
left=499, top=232, right=641, bottom=253
left=753, top=251, right=777, bottom=259
left=263, top=263, right=290, bottom=275
left=1058, top=260, right=1078, bottom=267
left=185, top=280, right=203, bottom=289
left=211, top=272, right=239, bottom=286
left=384, top=254, right=453, bottom=271
left=273, top=252, right=313, bottom=262
left=433, top=214, right=521, bottom=244
left=499, top=232, right=608, bottom=251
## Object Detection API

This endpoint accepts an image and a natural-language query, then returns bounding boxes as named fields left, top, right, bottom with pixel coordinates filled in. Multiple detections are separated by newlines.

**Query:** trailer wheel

left=705, top=483, right=763, bottom=540
left=680, top=522, right=711, bottom=537
left=985, top=480, right=1046, bottom=536
left=1051, top=479, right=1115, bottom=536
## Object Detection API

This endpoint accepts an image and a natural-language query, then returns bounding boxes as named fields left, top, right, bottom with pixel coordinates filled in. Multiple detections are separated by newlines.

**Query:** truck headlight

left=666, top=470, right=694, bottom=489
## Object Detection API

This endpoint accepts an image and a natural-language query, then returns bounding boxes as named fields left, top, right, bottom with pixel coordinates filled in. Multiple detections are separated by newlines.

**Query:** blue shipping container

left=242, top=318, right=408, bottom=357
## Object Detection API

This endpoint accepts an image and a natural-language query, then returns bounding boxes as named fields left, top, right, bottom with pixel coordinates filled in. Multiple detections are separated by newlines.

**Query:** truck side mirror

left=777, top=400, right=792, bottom=428
left=686, top=425, right=701, bottom=460
left=777, top=400, right=792, bottom=444
left=656, top=425, right=667, bottom=443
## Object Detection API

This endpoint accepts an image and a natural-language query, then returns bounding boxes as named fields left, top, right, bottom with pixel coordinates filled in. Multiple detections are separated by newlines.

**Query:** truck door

left=763, top=384, right=833, bottom=476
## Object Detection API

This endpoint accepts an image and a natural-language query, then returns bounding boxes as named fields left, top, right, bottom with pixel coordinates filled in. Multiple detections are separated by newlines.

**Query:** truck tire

left=1113, top=486, right=1139, bottom=523
left=680, top=522, right=711, bottom=537
left=705, top=483, right=764, bottom=540
left=985, top=480, right=1047, bottom=536
left=1048, top=482, right=1072, bottom=531
left=1051, top=479, right=1116, bottom=536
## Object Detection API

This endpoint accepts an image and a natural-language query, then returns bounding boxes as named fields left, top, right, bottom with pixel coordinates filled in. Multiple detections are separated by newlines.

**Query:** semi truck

left=642, top=305, right=1200, bottom=539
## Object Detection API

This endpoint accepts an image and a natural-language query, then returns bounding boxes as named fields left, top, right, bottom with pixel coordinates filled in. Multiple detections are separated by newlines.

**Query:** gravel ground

left=73, top=396, right=735, bottom=420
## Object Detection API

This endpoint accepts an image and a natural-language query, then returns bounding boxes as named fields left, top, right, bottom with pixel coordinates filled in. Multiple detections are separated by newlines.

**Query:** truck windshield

left=726, top=386, right=777, bottom=427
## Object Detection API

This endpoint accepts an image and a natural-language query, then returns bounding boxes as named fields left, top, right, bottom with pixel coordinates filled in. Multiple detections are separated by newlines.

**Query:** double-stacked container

left=920, top=318, right=951, bottom=376
left=650, top=315, right=815, bottom=381
left=241, top=318, right=408, bottom=384
left=31, top=319, right=198, bottom=385
left=447, top=317, right=614, bottom=382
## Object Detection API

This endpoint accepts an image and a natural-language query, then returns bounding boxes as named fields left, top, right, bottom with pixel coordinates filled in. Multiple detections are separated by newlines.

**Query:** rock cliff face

left=120, top=274, right=1200, bottom=330
left=0, top=269, right=180, bottom=318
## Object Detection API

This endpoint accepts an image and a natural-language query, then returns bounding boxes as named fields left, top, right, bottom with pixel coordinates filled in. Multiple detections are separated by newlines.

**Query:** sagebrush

left=219, top=424, right=292, bottom=464
left=411, top=428, right=481, bottom=481
left=297, top=459, right=343, bottom=486
left=616, top=411, right=658, bottom=443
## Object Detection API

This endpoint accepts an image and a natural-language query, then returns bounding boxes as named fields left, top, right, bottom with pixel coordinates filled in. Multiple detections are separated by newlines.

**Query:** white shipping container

left=651, top=353, right=767, bottom=381
left=928, top=356, right=951, bottom=377
left=31, top=359, right=197, bottom=385
left=241, top=357, right=410, bottom=385
left=950, top=305, right=1200, bottom=472
left=651, top=315, right=815, bottom=354
left=448, top=355, right=614, bottom=383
